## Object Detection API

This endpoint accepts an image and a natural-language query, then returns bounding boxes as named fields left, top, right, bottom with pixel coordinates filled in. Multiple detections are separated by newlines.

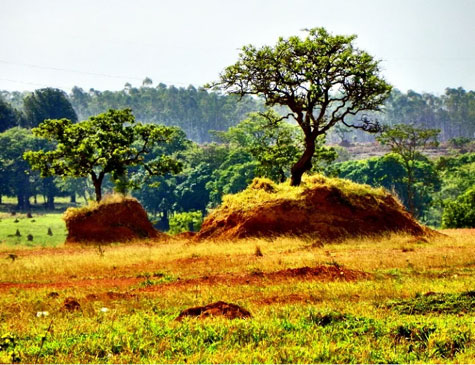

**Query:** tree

left=0, top=98, right=21, bottom=132
left=23, top=88, right=78, bottom=128
left=210, top=27, right=391, bottom=185
left=0, top=128, right=42, bottom=210
left=24, top=108, right=186, bottom=202
left=442, top=187, right=475, bottom=228
left=377, top=124, right=440, bottom=216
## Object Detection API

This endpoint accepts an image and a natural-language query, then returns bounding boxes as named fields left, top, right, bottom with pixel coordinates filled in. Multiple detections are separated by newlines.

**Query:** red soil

left=195, top=184, right=428, bottom=241
left=176, top=301, right=252, bottom=321
left=65, top=199, right=163, bottom=244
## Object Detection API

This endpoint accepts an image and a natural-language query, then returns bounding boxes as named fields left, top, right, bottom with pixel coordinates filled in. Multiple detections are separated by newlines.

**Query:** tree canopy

left=24, top=108, right=186, bottom=201
left=22, top=88, right=78, bottom=128
left=377, top=124, right=440, bottom=215
left=211, top=27, right=392, bottom=185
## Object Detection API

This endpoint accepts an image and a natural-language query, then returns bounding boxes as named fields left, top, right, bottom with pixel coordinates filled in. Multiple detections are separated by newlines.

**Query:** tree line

left=0, top=27, right=474, bottom=229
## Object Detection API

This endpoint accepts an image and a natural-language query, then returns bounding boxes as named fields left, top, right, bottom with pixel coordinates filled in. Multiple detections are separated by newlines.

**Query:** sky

left=1, top=0, right=474, bottom=94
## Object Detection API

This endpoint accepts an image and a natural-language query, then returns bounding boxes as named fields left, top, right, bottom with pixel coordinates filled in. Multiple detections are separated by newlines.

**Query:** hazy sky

left=1, top=0, right=474, bottom=94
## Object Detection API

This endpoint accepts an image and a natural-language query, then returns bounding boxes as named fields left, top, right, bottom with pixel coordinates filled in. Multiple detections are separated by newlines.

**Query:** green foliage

left=0, top=97, right=21, bottom=132
left=386, top=291, right=475, bottom=315
left=69, top=84, right=261, bottom=143
left=334, top=153, right=441, bottom=220
left=168, top=211, right=203, bottom=234
left=377, top=124, right=440, bottom=215
left=212, top=27, right=391, bottom=185
left=213, top=110, right=302, bottom=182
left=24, top=109, right=186, bottom=201
left=22, top=88, right=77, bottom=128
left=442, top=188, right=475, bottom=228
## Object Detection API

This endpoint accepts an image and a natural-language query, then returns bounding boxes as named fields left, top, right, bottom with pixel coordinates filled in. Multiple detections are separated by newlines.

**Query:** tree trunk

left=70, top=193, right=76, bottom=204
left=46, top=193, right=55, bottom=210
left=91, top=172, right=105, bottom=202
left=290, top=136, right=315, bottom=186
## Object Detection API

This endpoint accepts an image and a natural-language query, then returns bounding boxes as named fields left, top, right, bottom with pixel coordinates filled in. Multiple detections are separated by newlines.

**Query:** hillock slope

left=195, top=175, right=428, bottom=241
left=64, top=195, right=161, bottom=244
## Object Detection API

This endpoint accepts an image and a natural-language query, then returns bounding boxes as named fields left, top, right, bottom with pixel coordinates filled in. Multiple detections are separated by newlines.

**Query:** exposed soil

left=176, top=301, right=252, bottom=321
left=63, top=297, right=81, bottom=311
left=196, top=183, right=428, bottom=241
left=64, top=198, right=163, bottom=244
left=0, top=265, right=370, bottom=294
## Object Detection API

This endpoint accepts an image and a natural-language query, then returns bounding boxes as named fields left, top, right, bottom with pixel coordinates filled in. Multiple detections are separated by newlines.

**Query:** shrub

left=168, top=211, right=203, bottom=234
left=442, top=188, right=475, bottom=228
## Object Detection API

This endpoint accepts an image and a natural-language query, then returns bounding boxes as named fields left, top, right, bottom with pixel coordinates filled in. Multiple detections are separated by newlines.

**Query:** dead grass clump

left=196, top=174, right=427, bottom=241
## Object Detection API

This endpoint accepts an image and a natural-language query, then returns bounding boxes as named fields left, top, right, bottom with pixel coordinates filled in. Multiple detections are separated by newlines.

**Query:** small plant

left=15, top=229, right=21, bottom=237
left=47, top=227, right=53, bottom=236
left=27, top=234, right=33, bottom=241
left=386, top=291, right=475, bottom=314
left=255, top=245, right=263, bottom=257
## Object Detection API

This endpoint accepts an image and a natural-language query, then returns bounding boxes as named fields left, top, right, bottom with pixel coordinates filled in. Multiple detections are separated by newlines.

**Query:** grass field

left=0, top=229, right=473, bottom=363
left=0, top=212, right=67, bottom=246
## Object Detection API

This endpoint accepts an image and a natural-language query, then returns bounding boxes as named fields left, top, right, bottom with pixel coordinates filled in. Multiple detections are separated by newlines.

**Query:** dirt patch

left=268, top=265, right=372, bottom=281
left=64, top=197, right=163, bottom=244
left=138, top=264, right=372, bottom=295
left=85, top=291, right=136, bottom=302
left=176, top=301, right=252, bottom=321
left=195, top=177, right=429, bottom=241
left=63, top=297, right=81, bottom=311
left=0, top=277, right=142, bottom=292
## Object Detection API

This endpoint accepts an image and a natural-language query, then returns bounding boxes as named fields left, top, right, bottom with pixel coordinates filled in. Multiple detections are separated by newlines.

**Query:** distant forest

left=1, top=82, right=474, bottom=143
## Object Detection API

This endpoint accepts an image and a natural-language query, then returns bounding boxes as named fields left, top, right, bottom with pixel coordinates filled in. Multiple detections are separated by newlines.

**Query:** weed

left=387, top=291, right=475, bottom=314
left=254, top=245, right=263, bottom=257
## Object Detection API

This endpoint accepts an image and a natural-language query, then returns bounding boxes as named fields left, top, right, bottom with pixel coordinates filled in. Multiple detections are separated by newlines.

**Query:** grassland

left=0, top=229, right=473, bottom=363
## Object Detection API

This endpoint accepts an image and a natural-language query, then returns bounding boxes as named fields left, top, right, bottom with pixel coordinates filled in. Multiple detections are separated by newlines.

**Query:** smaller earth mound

left=176, top=301, right=252, bottom=321
left=195, top=175, right=429, bottom=241
left=64, top=195, right=162, bottom=244
left=269, top=265, right=372, bottom=281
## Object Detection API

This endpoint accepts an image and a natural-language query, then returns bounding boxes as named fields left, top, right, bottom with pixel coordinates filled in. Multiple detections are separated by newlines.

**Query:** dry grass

left=220, top=174, right=387, bottom=212
left=0, top=229, right=473, bottom=363
left=62, top=193, right=136, bottom=220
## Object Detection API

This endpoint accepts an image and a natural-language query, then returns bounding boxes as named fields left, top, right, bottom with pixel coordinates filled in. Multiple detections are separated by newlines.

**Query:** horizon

left=1, top=0, right=474, bottom=95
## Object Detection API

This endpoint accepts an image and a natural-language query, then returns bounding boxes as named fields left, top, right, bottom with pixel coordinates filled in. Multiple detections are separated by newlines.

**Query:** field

left=0, top=228, right=474, bottom=363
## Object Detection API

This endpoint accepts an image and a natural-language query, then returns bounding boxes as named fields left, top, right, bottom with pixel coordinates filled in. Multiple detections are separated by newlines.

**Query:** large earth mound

left=195, top=175, right=428, bottom=241
left=64, top=195, right=161, bottom=244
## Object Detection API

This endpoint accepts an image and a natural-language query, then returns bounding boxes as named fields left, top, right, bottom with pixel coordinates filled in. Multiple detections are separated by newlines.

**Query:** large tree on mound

left=210, top=27, right=392, bottom=186
left=24, top=108, right=186, bottom=202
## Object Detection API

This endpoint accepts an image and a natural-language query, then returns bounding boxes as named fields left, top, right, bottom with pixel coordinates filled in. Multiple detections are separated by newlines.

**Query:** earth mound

left=176, top=301, right=252, bottom=321
left=64, top=195, right=161, bottom=244
left=195, top=175, right=428, bottom=241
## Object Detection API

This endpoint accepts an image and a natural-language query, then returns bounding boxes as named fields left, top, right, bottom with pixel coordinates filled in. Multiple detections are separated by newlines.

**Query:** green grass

left=0, top=213, right=67, bottom=247
left=0, top=230, right=473, bottom=363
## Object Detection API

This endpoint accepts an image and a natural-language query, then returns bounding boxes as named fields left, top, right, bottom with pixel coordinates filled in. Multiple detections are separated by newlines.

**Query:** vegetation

left=441, top=187, right=475, bottom=228
left=0, top=231, right=473, bottom=363
left=210, top=27, right=391, bottom=186
left=377, top=124, right=440, bottom=215
left=24, top=109, right=186, bottom=202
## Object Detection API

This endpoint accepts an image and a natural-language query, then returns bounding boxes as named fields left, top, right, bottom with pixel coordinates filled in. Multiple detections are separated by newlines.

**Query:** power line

left=0, top=59, right=144, bottom=81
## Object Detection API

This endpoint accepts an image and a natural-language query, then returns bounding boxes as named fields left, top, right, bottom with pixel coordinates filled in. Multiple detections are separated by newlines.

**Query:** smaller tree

left=442, top=187, right=475, bottom=228
left=24, top=109, right=185, bottom=202
left=377, top=124, right=440, bottom=215
left=22, top=88, right=78, bottom=128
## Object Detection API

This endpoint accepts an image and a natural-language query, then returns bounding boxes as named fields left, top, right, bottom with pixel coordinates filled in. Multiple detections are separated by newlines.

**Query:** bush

left=168, top=211, right=203, bottom=234
left=442, top=188, right=475, bottom=228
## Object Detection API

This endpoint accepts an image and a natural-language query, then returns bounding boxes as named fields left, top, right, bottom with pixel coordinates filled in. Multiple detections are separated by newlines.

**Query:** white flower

left=100, top=307, right=109, bottom=313
left=36, top=311, right=49, bottom=317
